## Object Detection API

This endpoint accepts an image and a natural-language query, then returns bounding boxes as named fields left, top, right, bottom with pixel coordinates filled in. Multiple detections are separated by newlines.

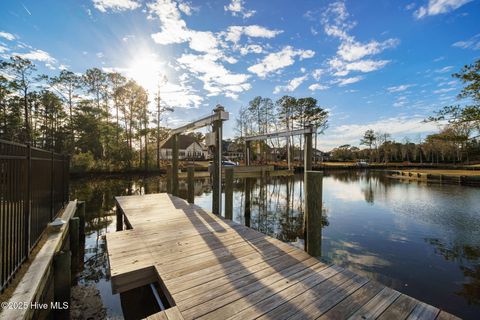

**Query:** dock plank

left=106, top=193, right=460, bottom=320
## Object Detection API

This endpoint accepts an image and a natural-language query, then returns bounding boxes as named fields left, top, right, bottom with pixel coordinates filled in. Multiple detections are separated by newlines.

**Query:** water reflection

left=70, top=171, right=480, bottom=319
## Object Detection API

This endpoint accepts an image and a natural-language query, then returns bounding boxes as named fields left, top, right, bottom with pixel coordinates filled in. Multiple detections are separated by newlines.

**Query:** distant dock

left=107, top=193, right=459, bottom=319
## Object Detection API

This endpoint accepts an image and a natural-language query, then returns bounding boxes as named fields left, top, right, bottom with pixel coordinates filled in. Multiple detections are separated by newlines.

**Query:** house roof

left=161, top=135, right=202, bottom=150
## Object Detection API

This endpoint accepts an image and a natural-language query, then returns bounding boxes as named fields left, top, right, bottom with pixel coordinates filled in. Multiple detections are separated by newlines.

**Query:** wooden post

left=244, top=178, right=251, bottom=227
left=187, top=166, right=195, bottom=204
left=304, top=126, right=313, bottom=172
left=212, top=106, right=224, bottom=215
left=69, top=217, right=79, bottom=277
left=305, top=171, right=323, bottom=257
left=76, top=201, right=85, bottom=240
left=172, top=134, right=179, bottom=196
left=166, top=165, right=172, bottom=194
left=225, top=167, right=234, bottom=220
left=245, top=141, right=251, bottom=166
left=116, top=206, right=123, bottom=232
left=53, top=250, right=71, bottom=320
left=76, top=201, right=86, bottom=272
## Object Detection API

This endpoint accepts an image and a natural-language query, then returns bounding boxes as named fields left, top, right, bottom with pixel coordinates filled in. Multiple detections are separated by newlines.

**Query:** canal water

left=70, top=170, right=480, bottom=319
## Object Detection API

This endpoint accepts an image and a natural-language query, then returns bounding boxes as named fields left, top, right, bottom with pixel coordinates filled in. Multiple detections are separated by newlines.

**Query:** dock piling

left=305, top=171, right=323, bottom=257
left=225, top=167, right=234, bottom=220
left=53, top=250, right=71, bottom=320
left=172, top=134, right=179, bottom=196
left=187, top=166, right=195, bottom=204
left=116, top=206, right=123, bottom=232
left=69, top=217, right=80, bottom=277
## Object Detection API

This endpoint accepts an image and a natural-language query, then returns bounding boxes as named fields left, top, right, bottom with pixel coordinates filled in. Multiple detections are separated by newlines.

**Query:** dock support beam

left=187, top=166, right=195, bottom=204
left=305, top=171, right=323, bottom=257
left=225, top=167, right=234, bottom=220
left=53, top=250, right=71, bottom=320
left=172, top=134, right=179, bottom=196
left=212, top=106, right=224, bottom=215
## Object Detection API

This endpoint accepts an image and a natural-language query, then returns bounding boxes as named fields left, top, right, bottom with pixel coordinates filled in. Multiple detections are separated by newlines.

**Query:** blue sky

left=1, top=0, right=479, bottom=149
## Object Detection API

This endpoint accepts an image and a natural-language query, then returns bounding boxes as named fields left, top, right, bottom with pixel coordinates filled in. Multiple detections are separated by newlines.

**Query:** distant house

left=160, top=135, right=208, bottom=160
left=293, top=149, right=330, bottom=161
left=223, top=140, right=244, bottom=160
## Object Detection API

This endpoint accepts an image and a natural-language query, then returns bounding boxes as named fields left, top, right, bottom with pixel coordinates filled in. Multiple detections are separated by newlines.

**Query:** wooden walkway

left=107, top=193, right=459, bottom=320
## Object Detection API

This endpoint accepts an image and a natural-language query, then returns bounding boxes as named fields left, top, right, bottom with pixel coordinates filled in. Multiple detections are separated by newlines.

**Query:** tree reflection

left=425, top=238, right=480, bottom=305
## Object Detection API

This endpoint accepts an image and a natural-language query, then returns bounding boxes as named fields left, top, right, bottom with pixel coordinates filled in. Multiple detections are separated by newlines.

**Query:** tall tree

left=1, top=56, right=37, bottom=142
left=360, top=129, right=376, bottom=161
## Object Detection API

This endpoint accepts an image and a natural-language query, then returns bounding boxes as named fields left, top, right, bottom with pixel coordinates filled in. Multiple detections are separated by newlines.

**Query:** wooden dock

left=107, top=193, right=459, bottom=320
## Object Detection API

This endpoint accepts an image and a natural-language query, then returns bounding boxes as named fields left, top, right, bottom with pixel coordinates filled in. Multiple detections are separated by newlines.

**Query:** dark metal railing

left=0, top=139, right=69, bottom=292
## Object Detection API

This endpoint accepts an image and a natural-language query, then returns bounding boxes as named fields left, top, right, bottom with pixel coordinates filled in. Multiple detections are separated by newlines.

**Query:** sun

left=126, top=51, right=165, bottom=94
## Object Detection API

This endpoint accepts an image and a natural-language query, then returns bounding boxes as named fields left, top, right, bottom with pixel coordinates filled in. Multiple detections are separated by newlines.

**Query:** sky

left=1, top=0, right=479, bottom=150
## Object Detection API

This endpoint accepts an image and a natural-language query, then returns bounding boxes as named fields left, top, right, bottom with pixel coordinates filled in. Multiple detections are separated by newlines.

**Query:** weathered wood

left=212, top=106, right=223, bottom=215
left=187, top=166, right=194, bottom=204
left=69, top=217, right=80, bottom=276
left=53, top=250, right=71, bottom=320
left=0, top=201, right=77, bottom=320
left=166, top=165, right=172, bottom=194
left=105, top=194, right=459, bottom=320
left=225, top=167, right=234, bottom=220
left=305, top=171, right=323, bottom=256
left=116, top=205, right=123, bottom=231
left=172, top=134, right=179, bottom=196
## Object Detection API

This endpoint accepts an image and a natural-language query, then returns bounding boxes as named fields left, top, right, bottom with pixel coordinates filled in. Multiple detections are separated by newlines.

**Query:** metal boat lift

left=244, top=125, right=316, bottom=171
left=166, top=105, right=228, bottom=215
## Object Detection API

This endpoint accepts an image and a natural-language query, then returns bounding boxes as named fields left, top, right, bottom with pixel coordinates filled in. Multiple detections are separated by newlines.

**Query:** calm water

left=70, top=171, right=480, bottom=319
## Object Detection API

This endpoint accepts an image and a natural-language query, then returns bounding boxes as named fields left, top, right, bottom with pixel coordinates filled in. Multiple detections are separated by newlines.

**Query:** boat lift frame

left=243, top=125, right=316, bottom=171
left=167, top=105, right=228, bottom=215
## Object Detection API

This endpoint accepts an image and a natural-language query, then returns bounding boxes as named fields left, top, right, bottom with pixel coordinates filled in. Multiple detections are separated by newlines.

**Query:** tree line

left=331, top=59, right=480, bottom=164
left=0, top=55, right=172, bottom=171
left=235, top=95, right=329, bottom=161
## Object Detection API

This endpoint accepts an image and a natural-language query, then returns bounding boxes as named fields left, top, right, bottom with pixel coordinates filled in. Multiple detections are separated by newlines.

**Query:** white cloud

left=387, top=84, right=415, bottom=93
left=433, top=87, right=456, bottom=94
left=308, top=83, right=329, bottom=91
left=148, top=0, right=191, bottom=45
left=239, top=44, right=263, bottom=55
left=177, top=53, right=251, bottom=99
left=318, top=116, right=439, bottom=149
left=405, top=3, right=416, bottom=10
left=224, top=0, right=256, bottom=19
left=414, top=0, right=472, bottom=19
left=0, top=45, right=8, bottom=53
left=452, top=33, right=480, bottom=50
left=337, top=38, right=399, bottom=62
left=344, top=59, right=390, bottom=73
left=14, top=49, right=56, bottom=63
left=273, top=75, right=308, bottom=94
left=312, top=69, right=323, bottom=81
left=321, top=1, right=398, bottom=83
left=335, top=76, right=363, bottom=86
left=225, top=25, right=283, bottom=44
left=248, top=46, right=315, bottom=78
left=96, top=52, right=104, bottom=58
left=435, top=66, right=454, bottom=73
left=0, top=31, right=15, bottom=41
left=178, top=1, right=196, bottom=15
left=92, top=0, right=141, bottom=12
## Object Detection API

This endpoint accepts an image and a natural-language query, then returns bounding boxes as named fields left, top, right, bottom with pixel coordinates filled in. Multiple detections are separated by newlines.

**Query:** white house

left=159, top=135, right=208, bottom=160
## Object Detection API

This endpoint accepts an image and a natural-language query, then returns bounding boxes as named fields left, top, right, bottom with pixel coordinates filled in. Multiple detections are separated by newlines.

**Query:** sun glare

left=126, top=52, right=164, bottom=94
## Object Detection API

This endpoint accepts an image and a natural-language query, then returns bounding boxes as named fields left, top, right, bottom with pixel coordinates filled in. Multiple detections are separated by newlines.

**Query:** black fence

left=0, top=139, right=69, bottom=292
